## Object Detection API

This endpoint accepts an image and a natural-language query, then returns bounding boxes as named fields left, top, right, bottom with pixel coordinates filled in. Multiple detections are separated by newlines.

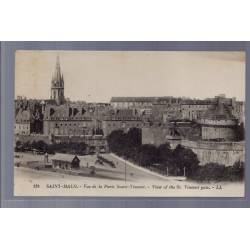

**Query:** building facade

left=51, top=154, right=80, bottom=169
left=43, top=103, right=97, bottom=136
left=142, top=97, right=244, bottom=166
left=15, top=109, right=31, bottom=135
left=197, top=100, right=238, bottom=141
left=100, top=108, right=142, bottom=136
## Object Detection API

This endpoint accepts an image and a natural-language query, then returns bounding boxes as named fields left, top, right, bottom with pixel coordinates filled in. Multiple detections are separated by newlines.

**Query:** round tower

left=197, top=100, right=238, bottom=141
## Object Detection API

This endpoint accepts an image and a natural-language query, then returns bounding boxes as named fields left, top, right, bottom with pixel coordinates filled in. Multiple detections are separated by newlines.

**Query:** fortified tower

left=51, top=56, right=64, bottom=105
left=197, top=97, right=238, bottom=141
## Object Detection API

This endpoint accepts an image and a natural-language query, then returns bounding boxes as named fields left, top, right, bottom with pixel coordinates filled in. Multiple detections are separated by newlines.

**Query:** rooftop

left=111, top=97, right=157, bottom=103
left=200, top=102, right=236, bottom=120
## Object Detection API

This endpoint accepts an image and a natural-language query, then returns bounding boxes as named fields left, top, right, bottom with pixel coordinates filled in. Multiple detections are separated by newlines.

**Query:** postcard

left=14, top=50, right=245, bottom=197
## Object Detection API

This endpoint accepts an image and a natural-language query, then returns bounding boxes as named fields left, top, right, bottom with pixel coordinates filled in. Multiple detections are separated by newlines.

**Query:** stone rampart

left=180, top=140, right=245, bottom=166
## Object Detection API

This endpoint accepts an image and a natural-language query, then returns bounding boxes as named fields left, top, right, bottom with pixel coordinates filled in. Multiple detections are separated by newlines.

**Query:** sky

left=15, top=51, right=245, bottom=102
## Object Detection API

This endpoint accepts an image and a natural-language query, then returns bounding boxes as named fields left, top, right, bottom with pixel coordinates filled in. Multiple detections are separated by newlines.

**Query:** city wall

left=142, top=127, right=170, bottom=146
left=142, top=127, right=245, bottom=166
left=180, top=140, right=245, bottom=166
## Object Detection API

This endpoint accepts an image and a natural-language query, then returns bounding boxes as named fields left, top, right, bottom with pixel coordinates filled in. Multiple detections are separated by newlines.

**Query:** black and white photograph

left=2, top=1, right=250, bottom=250
left=14, top=50, right=245, bottom=196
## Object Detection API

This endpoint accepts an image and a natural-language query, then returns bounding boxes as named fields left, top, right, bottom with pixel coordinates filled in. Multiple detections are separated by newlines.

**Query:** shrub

left=190, top=162, right=244, bottom=182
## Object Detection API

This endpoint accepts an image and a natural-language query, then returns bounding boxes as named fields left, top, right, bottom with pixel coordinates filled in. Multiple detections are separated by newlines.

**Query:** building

left=102, top=117, right=142, bottom=136
left=43, top=103, right=96, bottom=136
left=231, top=101, right=245, bottom=124
left=14, top=52, right=245, bottom=166
left=180, top=99, right=215, bottom=120
left=110, top=96, right=184, bottom=108
left=142, top=97, right=244, bottom=166
left=15, top=109, right=31, bottom=135
left=197, top=100, right=238, bottom=141
left=50, top=56, right=65, bottom=105
left=101, top=109, right=142, bottom=136
left=162, top=104, right=182, bottom=121
left=51, top=154, right=80, bottom=169
left=110, top=95, right=245, bottom=124
left=110, top=97, right=156, bottom=109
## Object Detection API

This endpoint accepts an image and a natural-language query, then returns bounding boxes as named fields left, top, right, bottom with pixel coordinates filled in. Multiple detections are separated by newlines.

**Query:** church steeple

left=51, top=55, right=65, bottom=105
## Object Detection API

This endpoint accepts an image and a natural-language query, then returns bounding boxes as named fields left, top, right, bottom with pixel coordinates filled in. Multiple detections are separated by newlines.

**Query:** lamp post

left=124, top=157, right=127, bottom=183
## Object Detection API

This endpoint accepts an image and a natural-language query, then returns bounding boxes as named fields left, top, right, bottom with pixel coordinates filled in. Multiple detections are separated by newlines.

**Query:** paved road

left=14, top=152, right=172, bottom=183
left=103, top=153, right=172, bottom=183
left=14, top=153, right=244, bottom=197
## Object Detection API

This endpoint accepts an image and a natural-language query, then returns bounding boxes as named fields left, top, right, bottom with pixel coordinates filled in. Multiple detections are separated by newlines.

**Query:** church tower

left=51, top=56, right=64, bottom=105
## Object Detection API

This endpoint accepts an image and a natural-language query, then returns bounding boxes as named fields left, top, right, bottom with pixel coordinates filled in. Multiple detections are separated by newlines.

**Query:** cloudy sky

left=15, top=50, right=245, bottom=102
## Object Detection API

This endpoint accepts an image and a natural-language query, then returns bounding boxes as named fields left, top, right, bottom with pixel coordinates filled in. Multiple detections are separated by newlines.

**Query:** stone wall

left=180, top=140, right=245, bottom=166
left=201, top=126, right=237, bottom=141
left=142, top=127, right=245, bottom=166
left=142, top=127, right=169, bottom=146
left=102, top=119, right=142, bottom=136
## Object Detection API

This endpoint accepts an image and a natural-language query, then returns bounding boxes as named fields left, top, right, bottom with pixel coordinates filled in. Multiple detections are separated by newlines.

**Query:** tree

left=138, top=144, right=158, bottom=167
left=16, top=140, right=22, bottom=147
left=188, top=162, right=245, bottom=182
left=126, top=128, right=142, bottom=148
left=204, top=163, right=225, bottom=181
left=35, top=140, right=48, bottom=152
left=78, top=142, right=87, bottom=155
left=228, top=161, right=244, bottom=181
left=172, top=145, right=199, bottom=177
left=157, top=142, right=172, bottom=165
left=107, top=130, right=127, bottom=156
left=233, top=161, right=244, bottom=169
left=237, top=123, right=245, bottom=141
left=22, top=141, right=31, bottom=150
left=15, top=140, right=23, bottom=152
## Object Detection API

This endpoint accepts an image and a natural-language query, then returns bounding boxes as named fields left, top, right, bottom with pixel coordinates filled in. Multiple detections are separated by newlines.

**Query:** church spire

left=51, top=55, right=65, bottom=105
left=54, top=55, right=63, bottom=85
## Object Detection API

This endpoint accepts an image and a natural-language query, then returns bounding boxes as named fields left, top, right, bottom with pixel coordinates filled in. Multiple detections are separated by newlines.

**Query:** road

left=103, top=153, right=175, bottom=183
left=14, top=152, right=244, bottom=197
left=14, top=152, right=173, bottom=184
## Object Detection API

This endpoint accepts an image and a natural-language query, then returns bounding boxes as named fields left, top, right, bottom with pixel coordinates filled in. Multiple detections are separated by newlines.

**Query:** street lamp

left=124, top=157, right=127, bottom=183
